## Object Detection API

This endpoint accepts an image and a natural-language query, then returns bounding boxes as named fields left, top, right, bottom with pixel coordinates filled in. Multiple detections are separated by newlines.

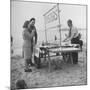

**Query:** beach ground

left=11, top=47, right=87, bottom=89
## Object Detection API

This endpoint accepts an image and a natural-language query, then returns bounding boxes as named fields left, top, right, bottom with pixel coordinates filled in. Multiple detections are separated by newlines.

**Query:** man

left=29, top=18, right=38, bottom=66
left=29, top=18, right=37, bottom=45
left=63, top=19, right=83, bottom=64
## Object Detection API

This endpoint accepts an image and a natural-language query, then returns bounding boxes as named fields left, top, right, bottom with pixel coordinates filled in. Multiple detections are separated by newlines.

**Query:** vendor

left=63, top=19, right=83, bottom=64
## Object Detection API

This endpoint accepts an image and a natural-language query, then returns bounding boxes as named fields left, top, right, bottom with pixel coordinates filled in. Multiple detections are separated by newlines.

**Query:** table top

left=49, top=47, right=81, bottom=53
left=39, top=44, right=81, bottom=53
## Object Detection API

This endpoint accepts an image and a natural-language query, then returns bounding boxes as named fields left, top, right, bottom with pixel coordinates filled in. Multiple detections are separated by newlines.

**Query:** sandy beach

left=11, top=44, right=87, bottom=90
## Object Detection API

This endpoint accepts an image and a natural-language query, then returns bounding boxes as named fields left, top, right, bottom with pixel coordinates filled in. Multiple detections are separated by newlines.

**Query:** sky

left=11, top=1, right=86, bottom=49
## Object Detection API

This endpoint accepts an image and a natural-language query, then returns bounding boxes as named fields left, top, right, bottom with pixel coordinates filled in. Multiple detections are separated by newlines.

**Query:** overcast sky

left=11, top=1, right=86, bottom=48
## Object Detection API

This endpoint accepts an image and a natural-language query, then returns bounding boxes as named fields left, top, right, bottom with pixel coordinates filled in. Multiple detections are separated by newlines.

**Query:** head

left=16, top=79, right=27, bottom=89
left=28, top=18, right=35, bottom=28
left=67, top=19, right=72, bottom=28
left=23, top=20, right=29, bottom=29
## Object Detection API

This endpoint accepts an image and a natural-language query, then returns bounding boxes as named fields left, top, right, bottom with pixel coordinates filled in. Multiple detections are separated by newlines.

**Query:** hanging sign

left=44, top=5, right=58, bottom=24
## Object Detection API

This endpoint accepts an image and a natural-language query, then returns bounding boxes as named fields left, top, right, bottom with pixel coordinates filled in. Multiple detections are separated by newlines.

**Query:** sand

left=11, top=47, right=87, bottom=90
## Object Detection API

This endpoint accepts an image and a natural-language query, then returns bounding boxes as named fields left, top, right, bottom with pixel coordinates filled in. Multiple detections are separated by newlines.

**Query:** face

left=28, top=20, right=35, bottom=28
left=30, top=20, right=35, bottom=26
left=67, top=22, right=72, bottom=28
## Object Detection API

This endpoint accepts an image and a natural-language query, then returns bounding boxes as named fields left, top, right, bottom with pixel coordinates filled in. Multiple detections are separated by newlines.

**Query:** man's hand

left=63, top=40, right=66, bottom=42
left=65, top=34, right=68, bottom=37
left=63, top=34, right=68, bottom=42
left=63, top=39, right=67, bottom=42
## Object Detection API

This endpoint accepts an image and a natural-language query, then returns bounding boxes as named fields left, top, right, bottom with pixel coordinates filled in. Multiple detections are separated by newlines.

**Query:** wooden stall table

left=39, top=44, right=81, bottom=72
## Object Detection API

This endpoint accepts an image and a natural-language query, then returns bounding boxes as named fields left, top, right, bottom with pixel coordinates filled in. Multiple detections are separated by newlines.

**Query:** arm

left=63, top=27, right=78, bottom=42
left=63, top=33, right=70, bottom=42
left=35, top=30, right=37, bottom=44
left=65, top=31, right=75, bottom=42
left=33, top=26, right=37, bottom=44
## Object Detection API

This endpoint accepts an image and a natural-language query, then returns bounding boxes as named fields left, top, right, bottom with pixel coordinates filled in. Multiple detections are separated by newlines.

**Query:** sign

left=44, top=5, right=58, bottom=24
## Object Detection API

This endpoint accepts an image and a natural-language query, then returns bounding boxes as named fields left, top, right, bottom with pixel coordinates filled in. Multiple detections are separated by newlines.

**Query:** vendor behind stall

left=63, top=19, right=83, bottom=64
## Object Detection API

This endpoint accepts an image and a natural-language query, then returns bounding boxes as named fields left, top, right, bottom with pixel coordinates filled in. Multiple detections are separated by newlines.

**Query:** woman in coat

left=23, top=19, right=36, bottom=72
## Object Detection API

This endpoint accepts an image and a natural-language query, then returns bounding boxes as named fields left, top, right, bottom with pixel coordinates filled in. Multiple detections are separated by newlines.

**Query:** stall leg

left=70, top=53, right=73, bottom=64
left=47, top=51, right=51, bottom=72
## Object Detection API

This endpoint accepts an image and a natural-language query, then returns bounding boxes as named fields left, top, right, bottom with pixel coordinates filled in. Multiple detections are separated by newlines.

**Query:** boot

left=29, top=59, right=35, bottom=66
left=24, top=59, right=32, bottom=72
left=34, top=55, right=41, bottom=69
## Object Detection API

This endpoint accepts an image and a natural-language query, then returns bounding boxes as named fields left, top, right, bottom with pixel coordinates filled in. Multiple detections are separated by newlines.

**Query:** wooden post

left=47, top=50, right=51, bottom=72
left=57, top=3, right=61, bottom=46
left=44, top=16, right=48, bottom=43
left=43, top=5, right=57, bottom=44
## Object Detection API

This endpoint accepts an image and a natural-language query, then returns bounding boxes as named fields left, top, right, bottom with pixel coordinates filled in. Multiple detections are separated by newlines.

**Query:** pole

left=57, top=3, right=61, bottom=46
left=44, top=16, right=48, bottom=43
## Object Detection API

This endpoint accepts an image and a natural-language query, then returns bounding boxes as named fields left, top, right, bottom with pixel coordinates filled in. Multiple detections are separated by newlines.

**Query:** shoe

left=36, top=65, right=41, bottom=69
left=29, top=59, right=35, bottom=66
left=24, top=68, right=32, bottom=72
left=73, top=62, right=78, bottom=64
left=30, top=63, right=35, bottom=66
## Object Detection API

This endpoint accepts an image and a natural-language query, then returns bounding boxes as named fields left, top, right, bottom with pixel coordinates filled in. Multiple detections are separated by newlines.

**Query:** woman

left=63, top=19, right=83, bottom=64
left=23, top=20, right=36, bottom=72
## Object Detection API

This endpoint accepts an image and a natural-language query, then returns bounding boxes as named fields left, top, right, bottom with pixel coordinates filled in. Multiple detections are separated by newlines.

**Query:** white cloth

left=33, top=45, right=41, bottom=57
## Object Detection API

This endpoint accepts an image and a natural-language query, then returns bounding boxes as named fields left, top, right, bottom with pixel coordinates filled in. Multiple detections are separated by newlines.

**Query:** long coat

left=22, top=28, right=35, bottom=59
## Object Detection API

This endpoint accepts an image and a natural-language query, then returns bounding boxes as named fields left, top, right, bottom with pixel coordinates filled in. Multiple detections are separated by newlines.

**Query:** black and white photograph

left=11, top=0, right=87, bottom=89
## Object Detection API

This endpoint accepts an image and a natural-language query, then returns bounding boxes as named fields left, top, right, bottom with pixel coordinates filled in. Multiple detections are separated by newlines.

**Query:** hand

left=63, top=39, right=66, bottom=42
left=32, top=29, right=35, bottom=36
left=32, top=29, right=35, bottom=33
left=65, top=34, right=68, bottom=37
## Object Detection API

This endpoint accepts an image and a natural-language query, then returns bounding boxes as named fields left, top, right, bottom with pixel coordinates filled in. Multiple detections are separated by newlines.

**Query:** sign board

left=43, top=4, right=61, bottom=45
left=44, top=5, right=58, bottom=24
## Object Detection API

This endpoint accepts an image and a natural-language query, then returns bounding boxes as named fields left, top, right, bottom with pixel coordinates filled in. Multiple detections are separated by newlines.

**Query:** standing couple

left=22, top=18, right=37, bottom=72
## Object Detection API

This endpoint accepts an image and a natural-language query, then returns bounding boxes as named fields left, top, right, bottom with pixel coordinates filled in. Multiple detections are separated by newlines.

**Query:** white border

left=0, top=0, right=89, bottom=90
